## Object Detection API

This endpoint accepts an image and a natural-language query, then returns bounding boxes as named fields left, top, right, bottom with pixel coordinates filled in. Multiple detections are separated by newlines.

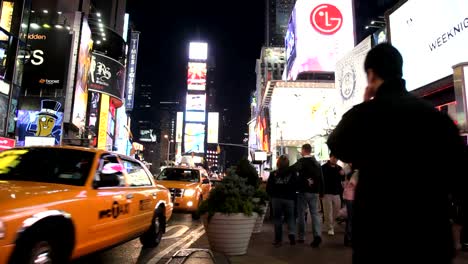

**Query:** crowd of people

left=266, top=43, right=468, bottom=264
left=266, top=145, right=355, bottom=248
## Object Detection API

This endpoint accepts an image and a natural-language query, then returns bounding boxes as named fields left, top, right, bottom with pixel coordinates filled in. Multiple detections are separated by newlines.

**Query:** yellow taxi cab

left=0, top=146, right=173, bottom=264
left=156, top=166, right=211, bottom=219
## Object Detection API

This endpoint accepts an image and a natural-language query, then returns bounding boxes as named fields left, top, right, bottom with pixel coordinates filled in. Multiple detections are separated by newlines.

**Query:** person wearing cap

left=327, top=43, right=466, bottom=263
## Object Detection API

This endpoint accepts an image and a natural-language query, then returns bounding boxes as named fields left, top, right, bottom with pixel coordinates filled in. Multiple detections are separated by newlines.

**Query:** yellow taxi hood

left=0, top=180, right=78, bottom=205
left=156, top=180, right=199, bottom=189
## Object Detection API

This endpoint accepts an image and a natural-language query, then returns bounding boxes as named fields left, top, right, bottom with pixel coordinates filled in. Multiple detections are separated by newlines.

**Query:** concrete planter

left=202, top=213, right=258, bottom=256
left=252, top=205, right=267, bottom=233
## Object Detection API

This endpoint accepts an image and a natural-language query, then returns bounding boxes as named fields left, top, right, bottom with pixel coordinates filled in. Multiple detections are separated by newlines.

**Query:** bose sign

left=389, top=0, right=468, bottom=91
left=286, top=0, right=355, bottom=80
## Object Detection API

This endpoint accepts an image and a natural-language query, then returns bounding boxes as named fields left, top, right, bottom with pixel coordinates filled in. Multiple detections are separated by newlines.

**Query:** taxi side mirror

left=202, top=178, right=210, bottom=184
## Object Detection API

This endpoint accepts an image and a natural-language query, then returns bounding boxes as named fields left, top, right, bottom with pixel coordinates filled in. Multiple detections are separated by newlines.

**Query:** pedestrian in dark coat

left=327, top=43, right=467, bottom=264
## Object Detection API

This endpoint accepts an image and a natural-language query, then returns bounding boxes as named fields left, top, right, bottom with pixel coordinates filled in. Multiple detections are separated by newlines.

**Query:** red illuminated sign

left=0, top=137, right=15, bottom=150
left=310, top=4, right=343, bottom=35
left=187, top=62, right=207, bottom=90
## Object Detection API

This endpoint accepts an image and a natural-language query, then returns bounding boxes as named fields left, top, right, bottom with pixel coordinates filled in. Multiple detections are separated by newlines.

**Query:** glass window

left=157, top=168, right=200, bottom=183
left=122, top=159, right=152, bottom=187
left=0, top=148, right=95, bottom=186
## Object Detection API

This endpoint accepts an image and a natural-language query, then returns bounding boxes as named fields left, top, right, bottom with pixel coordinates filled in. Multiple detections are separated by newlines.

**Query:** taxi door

left=86, top=154, right=133, bottom=250
left=120, top=158, right=157, bottom=233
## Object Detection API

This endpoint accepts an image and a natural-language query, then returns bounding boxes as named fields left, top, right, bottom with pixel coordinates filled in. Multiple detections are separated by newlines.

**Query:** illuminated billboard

left=176, top=112, right=184, bottom=143
left=389, top=0, right=468, bottom=91
left=270, top=87, right=337, bottom=142
left=189, top=42, right=208, bottom=61
left=286, top=0, right=355, bottom=80
left=72, top=18, right=93, bottom=131
left=184, top=123, right=205, bottom=154
left=187, top=62, right=207, bottom=91
left=207, top=112, right=219, bottom=144
left=97, top=94, right=110, bottom=150
left=186, top=94, right=206, bottom=111
left=335, top=36, right=372, bottom=117
left=185, top=111, right=206, bottom=123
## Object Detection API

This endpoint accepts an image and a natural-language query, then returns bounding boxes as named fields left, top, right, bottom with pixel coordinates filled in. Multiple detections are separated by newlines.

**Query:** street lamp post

left=164, top=135, right=174, bottom=164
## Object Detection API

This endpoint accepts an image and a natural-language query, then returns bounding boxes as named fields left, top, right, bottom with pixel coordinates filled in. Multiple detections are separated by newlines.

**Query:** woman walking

left=343, top=164, right=358, bottom=247
left=267, top=155, right=298, bottom=247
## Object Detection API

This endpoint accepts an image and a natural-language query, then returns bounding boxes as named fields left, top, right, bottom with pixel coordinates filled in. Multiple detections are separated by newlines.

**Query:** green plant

left=198, top=167, right=256, bottom=219
left=235, top=159, right=260, bottom=189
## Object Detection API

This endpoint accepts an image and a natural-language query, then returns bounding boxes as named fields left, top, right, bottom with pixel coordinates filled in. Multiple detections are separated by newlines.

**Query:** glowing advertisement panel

left=287, top=0, right=355, bottom=80
left=186, top=94, right=206, bottom=111
left=207, top=112, right=219, bottom=144
left=389, top=0, right=468, bottom=91
left=189, top=42, right=208, bottom=61
left=187, top=62, right=207, bottom=91
left=176, top=112, right=184, bottom=143
left=270, top=87, right=337, bottom=143
left=335, top=36, right=372, bottom=117
left=185, top=111, right=206, bottom=122
left=97, top=94, right=110, bottom=150
left=184, top=123, right=205, bottom=154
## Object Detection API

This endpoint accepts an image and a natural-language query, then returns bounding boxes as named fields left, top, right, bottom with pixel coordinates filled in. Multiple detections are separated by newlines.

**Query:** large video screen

left=270, top=87, right=337, bottom=142
left=389, top=0, right=468, bottom=91
left=287, top=0, right=355, bottom=80
left=187, top=62, right=207, bottom=91
left=184, top=123, right=205, bottom=154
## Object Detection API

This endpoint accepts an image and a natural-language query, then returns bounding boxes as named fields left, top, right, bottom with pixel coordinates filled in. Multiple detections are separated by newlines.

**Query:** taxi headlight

left=184, top=189, right=196, bottom=197
left=0, top=220, right=5, bottom=239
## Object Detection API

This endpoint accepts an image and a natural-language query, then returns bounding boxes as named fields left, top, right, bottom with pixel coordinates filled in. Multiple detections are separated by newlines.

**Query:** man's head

left=364, top=43, right=404, bottom=99
left=301, top=144, right=312, bottom=157
left=329, top=154, right=338, bottom=165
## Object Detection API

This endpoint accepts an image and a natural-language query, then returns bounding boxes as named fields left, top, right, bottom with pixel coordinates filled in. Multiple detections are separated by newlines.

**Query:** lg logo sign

left=310, top=4, right=343, bottom=35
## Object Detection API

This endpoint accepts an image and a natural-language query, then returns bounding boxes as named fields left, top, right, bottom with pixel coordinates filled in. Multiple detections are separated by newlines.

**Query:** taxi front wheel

left=10, top=233, right=67, bottom=264
left=140, top=207, right=166, bottom=248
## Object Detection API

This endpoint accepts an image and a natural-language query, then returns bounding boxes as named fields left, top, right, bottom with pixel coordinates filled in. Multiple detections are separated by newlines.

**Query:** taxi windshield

left=0, top=148, right=94, bottom=186
left=158, top=168, right=199, bottom=183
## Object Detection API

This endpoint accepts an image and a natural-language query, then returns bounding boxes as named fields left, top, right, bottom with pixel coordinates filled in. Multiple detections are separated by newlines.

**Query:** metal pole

left=167, top=139, right=170, bottom=162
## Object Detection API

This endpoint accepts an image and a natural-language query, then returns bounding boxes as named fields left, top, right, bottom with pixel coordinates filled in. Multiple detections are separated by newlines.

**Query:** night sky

left=126, top=0, right=399, bottom=163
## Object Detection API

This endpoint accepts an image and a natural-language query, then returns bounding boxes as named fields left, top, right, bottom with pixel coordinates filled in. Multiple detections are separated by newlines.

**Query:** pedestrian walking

left=327, top=43, right=467, bottom=264
left=292, top=144, right=324, bottom=248
left=322, top=154, right=345, bottom=236
left=343, top=165, right=358, bottom=247
left=266, top=155, right=298, bottom=247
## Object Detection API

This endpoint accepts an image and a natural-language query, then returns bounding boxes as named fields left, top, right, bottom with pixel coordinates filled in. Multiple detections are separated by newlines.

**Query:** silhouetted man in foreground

left=328, top=43, right=467, bottom=264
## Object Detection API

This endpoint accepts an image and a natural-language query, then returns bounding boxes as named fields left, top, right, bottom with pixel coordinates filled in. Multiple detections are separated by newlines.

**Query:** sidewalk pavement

left=188, top=221, right=468, bottom=264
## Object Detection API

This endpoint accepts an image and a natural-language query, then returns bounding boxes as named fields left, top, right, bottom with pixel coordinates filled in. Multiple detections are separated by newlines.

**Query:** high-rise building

left=159, top=101, right=179, bottom=164
left=265, top=0, right=296, bottom=46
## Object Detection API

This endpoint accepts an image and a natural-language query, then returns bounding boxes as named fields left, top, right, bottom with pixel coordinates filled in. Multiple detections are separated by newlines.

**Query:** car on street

left=156, top=166, right=211, bottom=219
left=0, top=146, right=173, bottom=264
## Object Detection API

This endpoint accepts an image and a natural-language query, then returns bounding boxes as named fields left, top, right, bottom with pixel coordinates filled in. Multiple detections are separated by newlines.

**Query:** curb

left=164, top=248, right=230, bottom=264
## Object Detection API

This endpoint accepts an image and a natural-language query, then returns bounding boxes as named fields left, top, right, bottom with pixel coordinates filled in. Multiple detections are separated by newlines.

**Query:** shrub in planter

left=198, top=169, right=259, bottom=255
left=235, top=159, right=260, bottom=189
left=252, top=188, right=269, bottom=233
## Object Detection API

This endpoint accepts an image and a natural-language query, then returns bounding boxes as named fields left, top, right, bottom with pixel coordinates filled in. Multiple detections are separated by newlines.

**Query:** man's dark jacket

left=327, top=79, right=467, bottom=264
left=292, top=156, right=324, bottom=196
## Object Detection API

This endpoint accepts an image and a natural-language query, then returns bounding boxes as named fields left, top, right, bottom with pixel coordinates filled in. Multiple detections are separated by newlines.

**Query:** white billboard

left=389, top=0, right=468, bottom=91
left=186, top=94, right=206, bottom=111
left=270, top=87, right=337, bottom=143
left=185, top=111, right=206, bottom=122
left=189, top=42, right=208, bottom=61
left=335, top=36, right=372, bottom=117
left=287, top=0, right=355, bottom=80
left=207, top=112, right=219, bottom=144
